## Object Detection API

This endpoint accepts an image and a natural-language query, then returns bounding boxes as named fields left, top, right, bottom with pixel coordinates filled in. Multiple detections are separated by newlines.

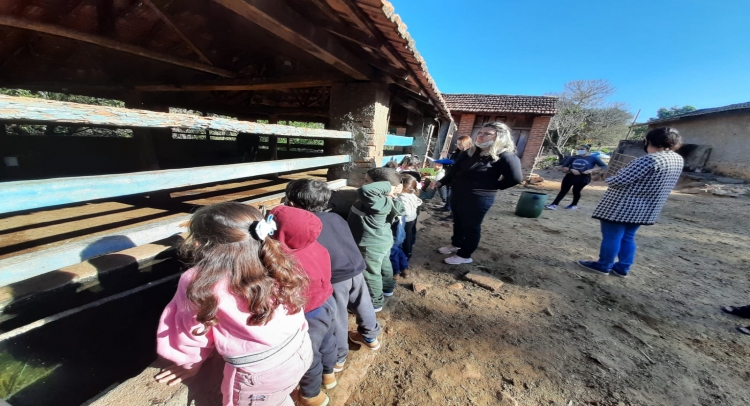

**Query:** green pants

left=359, top=244, right=394, bottom=308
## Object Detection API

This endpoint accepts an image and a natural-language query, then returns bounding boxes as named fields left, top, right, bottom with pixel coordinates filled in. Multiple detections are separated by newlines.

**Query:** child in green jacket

left=347, top=168, right=405, bottom=311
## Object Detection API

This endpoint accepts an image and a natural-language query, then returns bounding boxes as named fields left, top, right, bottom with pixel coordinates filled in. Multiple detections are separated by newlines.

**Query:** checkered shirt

left=592, top=151, right=684, bottom=225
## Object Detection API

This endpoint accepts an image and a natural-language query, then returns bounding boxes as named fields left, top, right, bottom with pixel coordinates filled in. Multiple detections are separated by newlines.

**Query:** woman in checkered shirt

left=578, top=127, right=684, bottom=277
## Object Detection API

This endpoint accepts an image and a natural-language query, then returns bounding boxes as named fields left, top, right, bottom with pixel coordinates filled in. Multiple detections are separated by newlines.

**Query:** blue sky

left=390, top=0, right=750, bottom=121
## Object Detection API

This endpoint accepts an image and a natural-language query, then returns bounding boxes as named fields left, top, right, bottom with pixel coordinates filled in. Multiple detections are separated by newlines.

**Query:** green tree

left=652, top=105, right=697, bottom=120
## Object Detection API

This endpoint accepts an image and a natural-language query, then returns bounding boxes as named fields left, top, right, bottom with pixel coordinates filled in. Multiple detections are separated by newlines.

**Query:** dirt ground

left=342, top=171, right=750, bottom=406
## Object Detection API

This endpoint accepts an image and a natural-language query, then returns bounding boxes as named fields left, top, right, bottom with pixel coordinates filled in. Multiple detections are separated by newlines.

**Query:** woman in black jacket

left=441, top=135, right=473, bottom=213
left=435, top=122, right=523, bottom=265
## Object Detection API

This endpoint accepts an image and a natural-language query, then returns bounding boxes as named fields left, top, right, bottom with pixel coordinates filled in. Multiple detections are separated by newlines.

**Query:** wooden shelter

left=0, top=0, right=451, bottom=183
left=0, top=1, right=452, bottom=303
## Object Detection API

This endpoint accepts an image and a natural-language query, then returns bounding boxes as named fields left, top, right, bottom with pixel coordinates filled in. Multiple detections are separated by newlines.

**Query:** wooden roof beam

left=0, top=94, right=347, bottom=137
left=211, top=0, right=372, bottom=80
left=135, top=77, right=342, bottom=92
left=0, top=15, right=235, bottom=78
left=141, top=0, right=214, bottom=65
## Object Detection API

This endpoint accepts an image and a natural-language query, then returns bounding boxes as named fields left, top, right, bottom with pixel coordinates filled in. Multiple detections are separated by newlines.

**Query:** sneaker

left=545, top=204, right=558, bottom=210
left=373, top=306, right=383, bottom=313
left=577, top=260, right=610, bottom=275
left=611, top=268, right=629, bottom=278
left=348, top=331, right=381, bottom=350
left=383, top=291, right=394, bottom=297
left=565, top=205, right=579, bottom=210
left=444, top=255, right=473, bottom=265
left=322, top=373, right=337, bottom=389
left=333, top=360, right=346, bottom=373
left=438, top=245, right=459, bottom=254
left=400, top=269, right=410, bottom=278
left=297, top=392, right=330, bottom=406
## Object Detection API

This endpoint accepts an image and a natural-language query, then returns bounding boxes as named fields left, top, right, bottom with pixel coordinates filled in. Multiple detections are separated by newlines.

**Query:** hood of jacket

left=269, top=205, right=322, bottom=250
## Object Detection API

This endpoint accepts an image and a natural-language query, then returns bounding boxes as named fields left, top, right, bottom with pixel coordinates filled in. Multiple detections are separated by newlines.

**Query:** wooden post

left=268, top=115, right=279, bottom=161
left=624, top=109, right=641, bottom=140
left=124, top=97, right=161, bottom=171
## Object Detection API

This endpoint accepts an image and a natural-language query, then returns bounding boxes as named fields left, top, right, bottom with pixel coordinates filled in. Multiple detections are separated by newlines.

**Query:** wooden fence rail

left=0, top=155, right=350, bottom=214
left=0, top=180, right=346, bottom=288
left=384, top=134, right=413, bottom=147
left=0, top=95, right=351, bottom=139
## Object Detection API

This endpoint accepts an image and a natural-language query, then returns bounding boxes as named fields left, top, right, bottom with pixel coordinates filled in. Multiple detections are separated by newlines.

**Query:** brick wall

left=520, top=115, right=552, bottom=171
left=456, top=113, right=475, bottom=139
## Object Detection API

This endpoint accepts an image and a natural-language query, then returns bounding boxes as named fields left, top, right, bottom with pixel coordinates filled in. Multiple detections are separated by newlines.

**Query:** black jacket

left=441, top=150, right=523, bottom=196
left=314, top=212, right=366, bottom=284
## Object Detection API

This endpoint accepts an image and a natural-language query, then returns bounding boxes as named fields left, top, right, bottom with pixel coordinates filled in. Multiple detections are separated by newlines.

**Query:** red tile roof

left=443, top=94, right=557, bottom=115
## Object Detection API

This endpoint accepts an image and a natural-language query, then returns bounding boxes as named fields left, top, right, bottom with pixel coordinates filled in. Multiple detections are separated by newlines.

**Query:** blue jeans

left=596, top=220, right=641, bottom=274
left=451, top=193, right=495, bottom=259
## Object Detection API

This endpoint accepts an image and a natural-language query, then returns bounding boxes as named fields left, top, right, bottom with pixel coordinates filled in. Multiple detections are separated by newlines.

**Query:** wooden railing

left=382, top=134, right=413, bottom=166
left=0, top=95, right=353, bottom=286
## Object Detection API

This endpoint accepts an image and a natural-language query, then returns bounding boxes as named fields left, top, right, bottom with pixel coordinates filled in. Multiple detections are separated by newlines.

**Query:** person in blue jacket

left=546, top=145, right=608, bottom=210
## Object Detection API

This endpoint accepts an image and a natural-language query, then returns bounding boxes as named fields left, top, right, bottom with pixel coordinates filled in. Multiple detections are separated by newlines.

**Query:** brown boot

left=296, top=392, right=329, bottom=406
left=322, top=372, right=337, bottom=389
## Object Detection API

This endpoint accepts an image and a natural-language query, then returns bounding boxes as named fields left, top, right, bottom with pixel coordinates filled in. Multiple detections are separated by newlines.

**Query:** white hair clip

left=250, top=214, right=277, bottom=241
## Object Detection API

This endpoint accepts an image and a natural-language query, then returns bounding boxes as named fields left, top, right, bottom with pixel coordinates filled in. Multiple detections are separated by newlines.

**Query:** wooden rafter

left=322, top=0, right=370, bottom=31
left=134, top=77, right=341, bottom=92
left=0, top=15, right=235, bottom=77
left=211, top=0, right=372, bottom=80
left=341, top=0, right=423, bottom=91
left=140, top=0, right=213, bottom=65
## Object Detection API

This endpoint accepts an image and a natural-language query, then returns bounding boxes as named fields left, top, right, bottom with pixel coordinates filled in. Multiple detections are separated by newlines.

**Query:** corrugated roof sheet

left=645, top=101, right=750, bottom=125
left=443, top=94, right=557, bottom=115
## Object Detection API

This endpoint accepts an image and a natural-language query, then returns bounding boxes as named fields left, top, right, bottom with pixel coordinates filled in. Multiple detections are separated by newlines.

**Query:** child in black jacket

left=285, top=179, right=382, bottom=374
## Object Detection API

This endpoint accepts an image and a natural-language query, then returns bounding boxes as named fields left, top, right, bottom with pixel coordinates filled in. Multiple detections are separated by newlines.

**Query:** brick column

left=327, top=83, right=391, bottom=186
left=521, top=115, right=552, bottom=172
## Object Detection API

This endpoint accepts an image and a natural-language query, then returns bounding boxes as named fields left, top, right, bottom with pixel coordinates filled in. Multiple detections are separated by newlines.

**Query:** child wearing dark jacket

left=346, top=168, right=405, bottom=311
left=269, top=205, right=335, bottom=406
left=285, top=179, right=383, bottom=374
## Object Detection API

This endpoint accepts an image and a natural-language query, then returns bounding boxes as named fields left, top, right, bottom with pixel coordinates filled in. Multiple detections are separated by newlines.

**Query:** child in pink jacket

left=155, top=202, right=312, bottom=406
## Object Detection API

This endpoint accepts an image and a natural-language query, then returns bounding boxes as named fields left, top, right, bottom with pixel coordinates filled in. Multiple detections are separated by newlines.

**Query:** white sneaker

left=383, top=291, right=394, bottom=297
left=438, top=245, right=459, bottom=254
left=444, top=255, right=473, bottom=265
left=545, top=204, right=558, bottom=210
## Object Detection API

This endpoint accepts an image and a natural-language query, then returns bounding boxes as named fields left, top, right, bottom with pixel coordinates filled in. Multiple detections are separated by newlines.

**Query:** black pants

left=451, top=193, right=495, bottom=259
left=552, top=174, right=591, bottom=206
left=403, top=219, right=417, bottom=259
left=299, top=296, right=337, bottom=398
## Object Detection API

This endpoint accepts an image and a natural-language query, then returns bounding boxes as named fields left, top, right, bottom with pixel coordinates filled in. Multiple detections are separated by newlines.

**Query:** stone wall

left=328, top=83, right=391, bottom=186
left=648, top=111, right=750, bottom=180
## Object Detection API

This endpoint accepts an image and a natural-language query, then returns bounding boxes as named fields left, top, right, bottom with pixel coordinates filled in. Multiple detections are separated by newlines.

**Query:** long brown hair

left=180, top=202, right=309, bottom=335
left=400, top=174, right=418, bottom=194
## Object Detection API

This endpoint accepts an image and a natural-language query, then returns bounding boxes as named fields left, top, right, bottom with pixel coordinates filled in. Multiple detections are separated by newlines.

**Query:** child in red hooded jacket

left=269, top=205, right=335, bottom=406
